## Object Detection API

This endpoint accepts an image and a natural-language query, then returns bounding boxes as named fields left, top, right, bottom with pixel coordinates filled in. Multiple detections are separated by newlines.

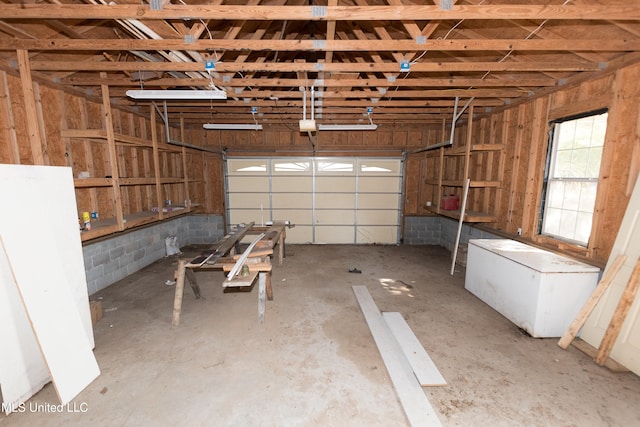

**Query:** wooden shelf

left=426, top=206, right=497, bottom=223
left=117, top=177, right=185, bottom=186
left=74, top=177, right=112, bottom=187
left=62, top=129, right=180, bottom=152
left=422, top=105, right=502, bottom=225
left=440, top=180, right=501, bottom=188
left=80, top=207, right=193, bottom=242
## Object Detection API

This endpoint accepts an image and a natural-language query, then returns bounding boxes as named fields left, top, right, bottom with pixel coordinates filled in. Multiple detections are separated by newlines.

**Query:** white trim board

left=352, top=285, right=442, bottom=427
left=382, top=312, right=447, bottom=387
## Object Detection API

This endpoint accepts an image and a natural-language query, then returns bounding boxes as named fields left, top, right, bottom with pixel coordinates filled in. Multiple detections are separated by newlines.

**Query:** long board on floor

left=352, top=285, right=442, bottom=427
left=382, top=312, right=447, bottom=387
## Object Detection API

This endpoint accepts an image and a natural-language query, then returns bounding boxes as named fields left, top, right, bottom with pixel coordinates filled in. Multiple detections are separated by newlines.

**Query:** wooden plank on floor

left=352, top=285, right=442, bottom=427
left=382, top=312, right=447, bottom=387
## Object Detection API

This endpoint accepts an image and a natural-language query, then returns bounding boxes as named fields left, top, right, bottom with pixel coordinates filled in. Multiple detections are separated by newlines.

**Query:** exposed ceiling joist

left=1, top=5, right=639, bottom=21
left=1, top=38, right=637, bottom=52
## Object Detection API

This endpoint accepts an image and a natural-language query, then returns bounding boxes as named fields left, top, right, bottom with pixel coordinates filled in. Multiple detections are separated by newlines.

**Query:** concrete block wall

left=404, top=215, right=500, bottom=249
left=403, top=216, right=442, bottom=245
left=83, top=214, right=225, bottom=295
left=439, top=217, right=500, bottom=252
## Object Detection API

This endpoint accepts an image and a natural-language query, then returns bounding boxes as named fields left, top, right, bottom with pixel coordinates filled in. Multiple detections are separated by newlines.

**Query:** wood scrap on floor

left=352, top=285, right=442, bottom=427
left=382, top=312, right=447, bottom=387
left=558, top=254, right=627, bottom=349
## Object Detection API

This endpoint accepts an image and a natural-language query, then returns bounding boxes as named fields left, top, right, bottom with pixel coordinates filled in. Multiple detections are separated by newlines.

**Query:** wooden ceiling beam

left=2, top=38, right=636, bottom=52
left=2, top=5, right=638, bottom=21
left=109, top=87, right=524, bottom=99
left=61, top=76, right=557, bottom=88
left=29, top=59, right=599, bottom=73
left=117, top=99, right=501, bottom=108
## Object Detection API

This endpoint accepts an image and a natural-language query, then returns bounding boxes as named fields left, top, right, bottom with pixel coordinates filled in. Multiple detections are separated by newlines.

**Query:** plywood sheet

left=0, top=164, right=99, bottom=406
left=0, top=243, right=49, bottom=414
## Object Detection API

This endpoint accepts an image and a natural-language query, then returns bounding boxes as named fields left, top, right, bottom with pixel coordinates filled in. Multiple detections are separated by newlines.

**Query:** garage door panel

left=227, top=157, right=401, bottom=244
left=358, top=176, right=401, bottom=193
left=272, top=193, right=313, bottom=209
left=228, top=193, right=271, bottom=208
left=285, top=226, right=313, bottom=244
left=272, top=176, right=312, bottom=192
left=357, top=226, right=398, bottom=244
left=357, top=209, right=399, bottom=225
left=316, top=226, right=355, bottom=244
left=315, top=193, right=356, bottom=209
left=272, top=209, right=312, bottom=225
left=229, top=210, right=263, bottom=226
left=316, top=176, right=356, bottom=193
left=358, top=193, right=399, bottom=209
left=227, top=176, right=270, bottom=192
left=315, top=209, right=354, bottom=225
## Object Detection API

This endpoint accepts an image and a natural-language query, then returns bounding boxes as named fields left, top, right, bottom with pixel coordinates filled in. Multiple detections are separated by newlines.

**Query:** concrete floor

left=3, top=244, right=640, bottom=426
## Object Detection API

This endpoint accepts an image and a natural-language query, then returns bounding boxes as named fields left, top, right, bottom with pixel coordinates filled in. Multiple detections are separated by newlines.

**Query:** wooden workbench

left=171, top=221, right=288, bottom=326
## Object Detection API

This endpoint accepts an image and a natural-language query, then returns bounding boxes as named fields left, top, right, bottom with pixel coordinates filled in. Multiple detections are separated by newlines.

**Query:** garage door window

left=540, top=110, right=608, bottom=246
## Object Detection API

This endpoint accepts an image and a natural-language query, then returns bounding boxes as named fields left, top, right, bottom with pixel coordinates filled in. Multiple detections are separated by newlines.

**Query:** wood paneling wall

left=1, top=58, right=638, bottom=262
left=406, top=62, right=640, bottom=266
left=0, top=71, right=224, bottom=229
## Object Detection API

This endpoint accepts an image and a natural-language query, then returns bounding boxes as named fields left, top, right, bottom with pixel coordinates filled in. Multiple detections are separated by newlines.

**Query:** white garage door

left=226, top=157, right=402, bottom=244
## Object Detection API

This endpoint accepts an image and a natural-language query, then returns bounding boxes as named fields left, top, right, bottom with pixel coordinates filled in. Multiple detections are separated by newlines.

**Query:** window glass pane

left=577, top=182, right=597, bottom=213
left=556, top=120, right=576, bottom=150
left=317, top=160, right=354, bottom=173
left=543, top=207, right=562, bottom=235
left=547, top=182, right=565, bottom=208
left=228, top=159, right=268, bottom=173
left=541, top=111, right=607, bottom=245
left=273, top=160, right=311, bottom=173
left=359, top=159, right=400, bottom=174
left=586, top=146, right=603, bottom=177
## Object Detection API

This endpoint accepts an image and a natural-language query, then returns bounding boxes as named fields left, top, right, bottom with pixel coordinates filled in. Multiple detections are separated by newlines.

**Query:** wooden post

left=180, top=117, right=191, bottom=210
left=172, top=259, right=187, bottom=326
left=150, top=106, right=164, bottom=219
left=450, top=178, right=470, bottom=275
left=100, top=72, right=125, bottom=230
left=558, top=254, right=626, bottom=349
left=16, top=49, right=44, bottom=165
left=258, top=272, right=266, bottom=323
left=595, top=258, right=640, bottom=365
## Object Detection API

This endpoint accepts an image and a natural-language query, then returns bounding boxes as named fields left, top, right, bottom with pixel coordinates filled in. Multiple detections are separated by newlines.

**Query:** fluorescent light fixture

left=317, top=124, right=378, bottom=131
left=203, top=123, right=262, bottom=130
left=126, top=89, right=227, bottom=100
left=319, top=107, right=377, bottom=131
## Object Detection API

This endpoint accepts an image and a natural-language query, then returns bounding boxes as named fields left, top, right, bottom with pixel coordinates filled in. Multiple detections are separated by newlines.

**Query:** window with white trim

left=540, top=110, right=608, bottom=246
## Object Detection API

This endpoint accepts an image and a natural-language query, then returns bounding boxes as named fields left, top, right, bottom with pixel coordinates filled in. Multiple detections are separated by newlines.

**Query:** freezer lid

left=468, top=239, right=601, bottom=274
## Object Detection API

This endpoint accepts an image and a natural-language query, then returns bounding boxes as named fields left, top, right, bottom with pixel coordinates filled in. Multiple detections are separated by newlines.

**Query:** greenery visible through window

left=540, top=110, right=608, bottom=246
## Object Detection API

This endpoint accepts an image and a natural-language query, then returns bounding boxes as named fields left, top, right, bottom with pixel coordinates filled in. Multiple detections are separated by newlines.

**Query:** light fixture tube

left=317, top=124, right=378, bottom=131
left=126, top=89, right=227, bottom=100
left=203, top=123, right=263, bottom=130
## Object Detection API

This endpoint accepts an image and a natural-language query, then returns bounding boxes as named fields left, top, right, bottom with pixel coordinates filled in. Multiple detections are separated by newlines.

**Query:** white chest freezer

left=465, top=239, right=600, bottom=338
